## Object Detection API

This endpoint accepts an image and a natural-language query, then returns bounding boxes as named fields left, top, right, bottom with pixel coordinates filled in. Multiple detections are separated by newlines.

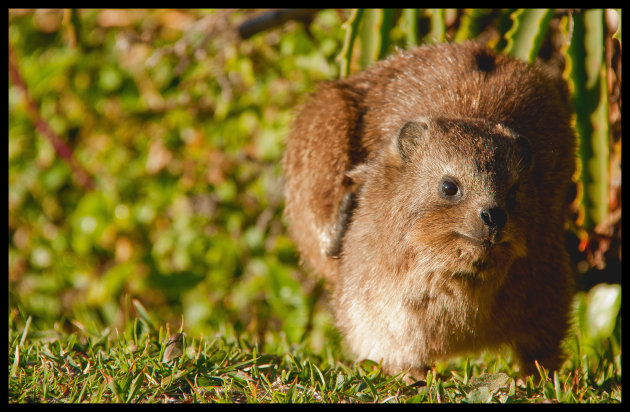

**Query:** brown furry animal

left=282, top=42, right=576, bottom=380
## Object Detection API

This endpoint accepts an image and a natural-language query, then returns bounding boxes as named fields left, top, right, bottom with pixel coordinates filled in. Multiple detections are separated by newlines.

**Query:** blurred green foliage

left=9, top=9, right=345, bottom=355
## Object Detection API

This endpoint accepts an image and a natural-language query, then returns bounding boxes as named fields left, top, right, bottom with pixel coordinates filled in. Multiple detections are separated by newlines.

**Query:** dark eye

left=507, top=184, right=518, bottom=207
left=441, top=180, right=459, bottom=197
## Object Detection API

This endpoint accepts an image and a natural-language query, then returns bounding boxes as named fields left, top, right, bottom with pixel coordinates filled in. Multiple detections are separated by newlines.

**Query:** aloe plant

left=454, top=9, right=494, bottom=43
left=428, top=9, right=446, bottom=43
left=503, top=9, right=554, bottom=63
left=566, top=9, right=609, bottom=230
left=338, top=9, right=364, bottom=78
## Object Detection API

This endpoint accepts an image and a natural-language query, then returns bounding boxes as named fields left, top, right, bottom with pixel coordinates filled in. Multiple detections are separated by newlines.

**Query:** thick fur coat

left=283, top=42, right=576, bottom=379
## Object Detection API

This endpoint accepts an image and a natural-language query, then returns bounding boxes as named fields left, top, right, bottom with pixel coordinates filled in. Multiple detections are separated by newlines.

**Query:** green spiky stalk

left=429, top=9, right=446, bottom=43
left=566, top=9, right=609, bottom=229
left=359, top=9, right=384, bottom=69
left=403, top=8, right=419, bottom=47
left=454, top=9, right=492, bottom=43
left=337, top=9, right=364, bottom=78
left=504, top=9, right=554, bottom=63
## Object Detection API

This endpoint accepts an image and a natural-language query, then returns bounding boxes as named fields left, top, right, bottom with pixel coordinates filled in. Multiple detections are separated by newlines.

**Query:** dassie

left=282, top=41, right=576, bottom=380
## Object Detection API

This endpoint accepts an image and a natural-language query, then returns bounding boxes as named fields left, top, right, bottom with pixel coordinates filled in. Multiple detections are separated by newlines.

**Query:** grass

left=8, top=295, right=621, bottom=404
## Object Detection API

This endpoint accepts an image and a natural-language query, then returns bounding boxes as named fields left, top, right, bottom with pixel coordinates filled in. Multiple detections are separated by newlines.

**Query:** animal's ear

left=495, top=122, right=533, bottom=174
left=514, top=135, right=533, bottom=173
left=397, top=120, right=429, bottom=162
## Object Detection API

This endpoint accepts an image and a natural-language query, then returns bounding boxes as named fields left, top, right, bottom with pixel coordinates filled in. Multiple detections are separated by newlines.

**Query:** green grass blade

left=104, top=371, right=124, bottom=402
left=285, top=378, right=298, bottom=403
left=132, top=299, right=156, bottom=332
left=553, top=370, right=562, bottom=401
left=126, top=373, right=144, bottom=403
left=362, top=375, right=379, bottom=400
left=76, top=379, right=88, bottom=403
left=464, top=358, right=471, bottom=385
left=20, top=315, right=32, bottom=346
left=504, top=9, right=554, bottom=62
left=11, top=344, right=20, bottom=378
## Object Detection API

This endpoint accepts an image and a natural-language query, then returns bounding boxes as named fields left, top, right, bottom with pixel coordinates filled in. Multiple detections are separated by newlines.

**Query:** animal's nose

left=480, top=206, right=507, bottom=231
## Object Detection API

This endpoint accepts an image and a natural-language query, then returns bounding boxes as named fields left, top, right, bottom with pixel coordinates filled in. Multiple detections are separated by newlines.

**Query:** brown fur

left=282, top=42, right=576, bottom=380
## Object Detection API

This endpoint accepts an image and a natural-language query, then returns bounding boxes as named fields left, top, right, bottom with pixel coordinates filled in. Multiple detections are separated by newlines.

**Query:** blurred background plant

left=9, top=9, right=346, bottom=357
left=8, top=9, right=620, bottom=376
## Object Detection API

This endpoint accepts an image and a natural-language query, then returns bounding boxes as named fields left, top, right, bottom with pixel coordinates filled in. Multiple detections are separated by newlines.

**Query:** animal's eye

left=507, top=184, right=518, bottom=207
left=441, top=180, right=459, bottom=197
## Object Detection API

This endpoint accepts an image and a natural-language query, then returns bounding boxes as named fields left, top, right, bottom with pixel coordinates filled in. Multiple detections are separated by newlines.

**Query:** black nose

left=480, top=206, right=507, bottom=231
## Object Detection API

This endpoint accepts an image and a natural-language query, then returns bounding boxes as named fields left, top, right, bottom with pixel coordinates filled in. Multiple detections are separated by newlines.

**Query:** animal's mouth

left=450, top=231, right=514, bottom=275
left=454, top=232, right=494, bottom=251
left=454, top=231, right=510, bottom=250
